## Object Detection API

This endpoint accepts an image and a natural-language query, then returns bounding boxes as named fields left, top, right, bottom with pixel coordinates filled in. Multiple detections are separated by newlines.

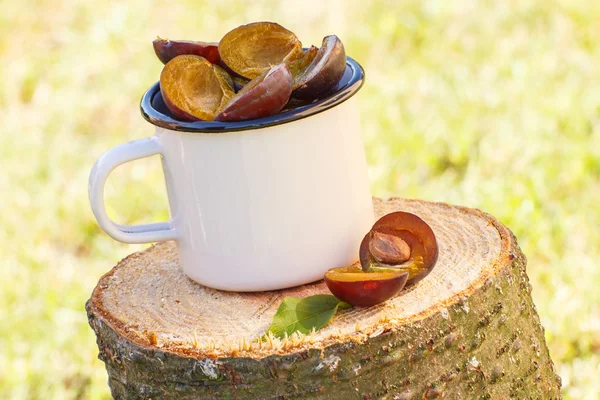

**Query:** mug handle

left=88, top=136, right=178, bottom=244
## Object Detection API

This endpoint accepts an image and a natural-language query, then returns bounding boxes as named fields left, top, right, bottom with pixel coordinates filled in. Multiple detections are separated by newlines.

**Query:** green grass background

left=1, top=0, right=599, bottom=398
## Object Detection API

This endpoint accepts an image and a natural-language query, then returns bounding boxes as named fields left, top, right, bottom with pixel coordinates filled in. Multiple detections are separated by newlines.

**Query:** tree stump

left=86, top=198, right=561, bottom=399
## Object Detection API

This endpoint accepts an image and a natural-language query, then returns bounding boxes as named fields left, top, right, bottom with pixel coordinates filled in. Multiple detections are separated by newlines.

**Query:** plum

left=213, top=64, right=235, bottom=92
left=288, top=45, right=318, bottom=90
left=215, top=63, right=292, bottom=121
left=159, top=55, right=235, bottom=121
left=232, top=75, right=250, bottom=92
left=324, top=264, right=409, bottom=307
left=153, top=37, right=220, bottom=65
left=360, top=212, right=438, bottom=286
left=293, top=35, right=346, bottom=100
left=218, top=22, right=302, bottom=79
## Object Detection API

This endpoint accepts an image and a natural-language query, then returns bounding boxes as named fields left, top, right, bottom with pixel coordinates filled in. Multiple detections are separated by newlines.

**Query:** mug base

left=182, top=266, right=346, bottom=292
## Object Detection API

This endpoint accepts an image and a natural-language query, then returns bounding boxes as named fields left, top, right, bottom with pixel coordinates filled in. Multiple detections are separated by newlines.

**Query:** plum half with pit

left=324, top=265, right=409, bottom=307
left=160, top=55, right=235, bottom=121
left=215, top=63, right=292, bottom=121
left=153, top=38, right=221, bottom=65
left=218, top=22, right=302, bottom=79
left=324, top=211, right=437, bottom=308
left=360, top=212, right=438, bottom=286
left=293, top=35, right=346, bottom=99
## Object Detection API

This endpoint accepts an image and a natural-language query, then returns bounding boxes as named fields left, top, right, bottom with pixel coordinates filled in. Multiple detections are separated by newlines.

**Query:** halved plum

left=153, top=38, right=221, bottom=65
left=232, top=75, right=250, bottom=92
left=213, top=64, right=235, bottom=92
left=325, top=265, right=409, bottom=307
left=160, top=55, right=235, bottom=121
left=218, top=22, right=302, bottom=79
left=360, top=212, right=438, bottom=286
left=293, top=35, right=346, bottom=100
left=215, top=63, right=292, bottom=121
left=288, top=45, right=318, bottom=90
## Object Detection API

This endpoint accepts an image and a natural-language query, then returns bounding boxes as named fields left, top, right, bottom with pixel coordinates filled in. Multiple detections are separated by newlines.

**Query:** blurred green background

left=1, top=0, right=599, bottom=398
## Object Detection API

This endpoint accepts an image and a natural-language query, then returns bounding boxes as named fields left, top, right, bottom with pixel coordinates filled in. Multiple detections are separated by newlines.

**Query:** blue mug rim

left=139, top=56, right=365, bottom=133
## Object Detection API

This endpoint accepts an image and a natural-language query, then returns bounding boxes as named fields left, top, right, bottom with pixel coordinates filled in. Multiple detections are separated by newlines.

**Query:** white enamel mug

left=89, top=58, right=374, bottom=291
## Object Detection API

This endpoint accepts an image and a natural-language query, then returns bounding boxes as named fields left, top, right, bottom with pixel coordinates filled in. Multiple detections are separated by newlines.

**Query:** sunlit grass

left=1, top=0, right=599, bottom=398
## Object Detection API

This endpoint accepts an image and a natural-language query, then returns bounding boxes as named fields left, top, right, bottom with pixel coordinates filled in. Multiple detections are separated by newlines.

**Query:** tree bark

left=86, top=198, right=561, bottom=399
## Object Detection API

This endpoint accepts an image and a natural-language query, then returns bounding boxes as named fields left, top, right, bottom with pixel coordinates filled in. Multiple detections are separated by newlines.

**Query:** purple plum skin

left=153, top=39, right=221, bottom=65
left=215, top=63, right=292, bottom=121
left=325, top=269, right=409, bottom=307
left=293, top=35, right=346, bottom=100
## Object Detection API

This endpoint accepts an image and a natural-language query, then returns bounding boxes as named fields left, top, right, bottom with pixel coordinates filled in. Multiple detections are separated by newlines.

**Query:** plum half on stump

left=325, top=211, right=438, bottom=307
left=324, top=265, right=409, bottom=307
left=360, top=211, right=439, bottom=286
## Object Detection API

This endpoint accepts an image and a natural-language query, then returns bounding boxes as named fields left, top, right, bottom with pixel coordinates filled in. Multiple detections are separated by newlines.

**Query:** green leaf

left=266, top=295, right=351, bottom=339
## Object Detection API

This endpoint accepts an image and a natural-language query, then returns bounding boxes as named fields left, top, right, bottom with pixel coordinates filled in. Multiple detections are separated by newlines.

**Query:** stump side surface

left=88, top=198, right=511, bottom=358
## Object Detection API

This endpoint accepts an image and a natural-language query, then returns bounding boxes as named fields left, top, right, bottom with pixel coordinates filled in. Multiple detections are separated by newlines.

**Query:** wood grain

left=87, top=198, right=561, bottom=399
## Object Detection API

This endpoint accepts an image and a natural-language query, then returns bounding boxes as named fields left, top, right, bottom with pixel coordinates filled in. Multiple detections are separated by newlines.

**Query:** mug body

left=158, top=97, right=374, bottom=291
left=89, top=55, right=372, bottom=291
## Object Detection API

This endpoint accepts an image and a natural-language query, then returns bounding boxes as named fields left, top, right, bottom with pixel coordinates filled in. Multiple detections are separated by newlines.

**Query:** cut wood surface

left=87, top=198, right=562, bottom=399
